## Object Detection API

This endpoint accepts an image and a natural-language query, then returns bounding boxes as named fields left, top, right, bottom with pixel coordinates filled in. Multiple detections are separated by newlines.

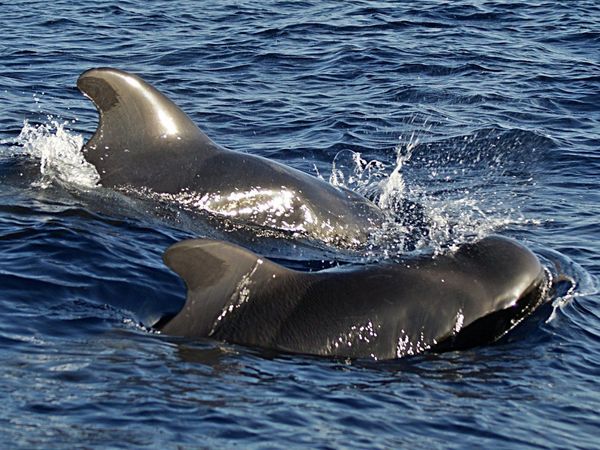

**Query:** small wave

left=535, top=246, right=599, bottom=325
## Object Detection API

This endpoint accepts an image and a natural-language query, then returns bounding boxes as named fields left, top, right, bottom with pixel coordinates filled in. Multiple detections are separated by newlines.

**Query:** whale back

left=77, top=68, right=221, bottom=192
left=266, top=235, right=548, bottom=358
left=77, top=68, right=387, bottom=245
left=159, top=236, right=549, bottom=359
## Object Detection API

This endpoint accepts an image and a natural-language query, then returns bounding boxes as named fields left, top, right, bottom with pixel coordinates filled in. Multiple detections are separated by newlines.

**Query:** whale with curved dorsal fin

left=158, top=235, right=550, bottom=360
left=77, top=68, right=385, bottom=245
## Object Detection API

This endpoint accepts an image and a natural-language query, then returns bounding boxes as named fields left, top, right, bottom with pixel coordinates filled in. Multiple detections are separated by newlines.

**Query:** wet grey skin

left=159, top=235, right=551, bottom=360
left=77, top=68, right=385, bottom=246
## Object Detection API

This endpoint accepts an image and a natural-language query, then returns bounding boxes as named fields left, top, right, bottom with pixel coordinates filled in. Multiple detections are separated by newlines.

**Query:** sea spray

left=329, top=149, right=387, bottom=200
left=377, top=134, right=417, bottom=212
left=326, top=132, right=537, bottom=256
left=5, top=118, right=100, bottom=188
left=2, top=117, right=538, bottom=258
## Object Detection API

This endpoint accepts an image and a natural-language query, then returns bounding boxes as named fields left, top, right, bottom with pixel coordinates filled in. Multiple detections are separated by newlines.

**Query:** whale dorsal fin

left=77, top=68, right=221, bottom=191
left=160, top=239, right=292, bottom=337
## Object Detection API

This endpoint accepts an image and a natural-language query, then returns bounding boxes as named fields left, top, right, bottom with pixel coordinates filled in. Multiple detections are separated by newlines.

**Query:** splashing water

left=329, top=150, right=388, bottom=200
left=3, top=119, right=100, bottom=188
left=377, top=134, right=417, bottom=211
left=2, top=118, right=538, bottom=256
left=328, top=133, right=539, bottom=255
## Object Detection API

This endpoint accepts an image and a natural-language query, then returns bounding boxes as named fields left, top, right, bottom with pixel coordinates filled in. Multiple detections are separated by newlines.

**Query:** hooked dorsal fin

left=160, top=239, right=292, bottom=337
left=77, top=68, right=222, bottom=191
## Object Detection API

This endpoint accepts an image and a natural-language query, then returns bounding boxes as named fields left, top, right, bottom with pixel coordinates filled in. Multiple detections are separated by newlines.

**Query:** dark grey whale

left=77, top=68, right=384, bottom=246
left=158, top=235, right=550, bottom=360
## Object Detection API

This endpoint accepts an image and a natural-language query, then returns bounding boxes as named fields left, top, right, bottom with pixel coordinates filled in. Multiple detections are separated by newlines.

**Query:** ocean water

left=1, top=1, right=599, bottom=448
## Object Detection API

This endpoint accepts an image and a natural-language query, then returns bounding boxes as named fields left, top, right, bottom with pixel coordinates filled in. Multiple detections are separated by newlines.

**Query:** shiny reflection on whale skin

left=158, top=235, right=551, bottom=360
left=77, top=68, right=385, bottom=247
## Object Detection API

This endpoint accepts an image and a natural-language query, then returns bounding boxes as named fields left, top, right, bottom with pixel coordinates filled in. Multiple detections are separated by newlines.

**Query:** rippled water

left=1, top=1, right=599, bottom=448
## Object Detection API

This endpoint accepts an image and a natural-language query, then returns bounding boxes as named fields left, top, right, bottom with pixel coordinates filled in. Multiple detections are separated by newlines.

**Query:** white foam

left=326, top=133, right=538, bottom=255
left=377, top=134, right=416, bottom=211
left=4, top=118, right=100, bottom=189
left=3, top=117, right=537, bottom=256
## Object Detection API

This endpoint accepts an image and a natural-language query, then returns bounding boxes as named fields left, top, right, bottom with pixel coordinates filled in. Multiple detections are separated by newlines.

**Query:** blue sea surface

left=1, top=1, right=599, bottom=448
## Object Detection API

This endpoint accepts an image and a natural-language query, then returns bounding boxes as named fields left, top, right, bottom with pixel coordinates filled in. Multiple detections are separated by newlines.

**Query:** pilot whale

left=77, top=68, right=385, bottom=245
left=158, top=235, right=550, bottom=360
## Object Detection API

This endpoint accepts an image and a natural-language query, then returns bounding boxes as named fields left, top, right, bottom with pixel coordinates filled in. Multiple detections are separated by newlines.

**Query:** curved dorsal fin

left=160, top=239, right=292, bottom=337
left=77, top=68, right=221, bottom=191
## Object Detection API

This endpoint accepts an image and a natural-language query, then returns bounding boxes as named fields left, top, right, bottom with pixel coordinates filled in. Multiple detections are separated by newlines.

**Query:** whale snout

left=434, top=236, right=551, bottom=352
